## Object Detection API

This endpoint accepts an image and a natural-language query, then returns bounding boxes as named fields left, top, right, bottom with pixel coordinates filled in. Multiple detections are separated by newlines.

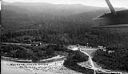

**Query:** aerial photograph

left=1, top=0, right=128, bottom=74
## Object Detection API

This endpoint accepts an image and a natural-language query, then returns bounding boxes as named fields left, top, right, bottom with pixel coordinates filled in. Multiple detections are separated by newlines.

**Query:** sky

left=2, top=0, right=128, bottom=8
left=0, top=1, right=1, bottom=10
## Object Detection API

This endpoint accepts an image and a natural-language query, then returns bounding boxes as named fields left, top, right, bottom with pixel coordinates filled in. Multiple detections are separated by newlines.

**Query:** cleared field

left=1, top=59, right=83, bottom=74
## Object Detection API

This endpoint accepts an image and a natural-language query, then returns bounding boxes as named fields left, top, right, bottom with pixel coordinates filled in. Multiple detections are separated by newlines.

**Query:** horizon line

left=2, top=1, right=128, bottom=9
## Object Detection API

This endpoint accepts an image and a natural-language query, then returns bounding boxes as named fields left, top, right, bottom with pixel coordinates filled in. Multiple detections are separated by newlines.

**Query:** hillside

left=2, top=2, right=108, bottom=32
left=1, top=2, right=128, bottom=73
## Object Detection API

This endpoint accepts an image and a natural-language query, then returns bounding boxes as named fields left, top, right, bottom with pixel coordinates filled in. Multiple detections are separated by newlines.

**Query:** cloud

left=3, top=0, right=128, bottom=8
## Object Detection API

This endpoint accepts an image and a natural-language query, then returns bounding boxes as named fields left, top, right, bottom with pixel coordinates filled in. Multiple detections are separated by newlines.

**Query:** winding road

left=1, top=43, right=124, bottom=74
left=78, top=46, right=122, bottom=74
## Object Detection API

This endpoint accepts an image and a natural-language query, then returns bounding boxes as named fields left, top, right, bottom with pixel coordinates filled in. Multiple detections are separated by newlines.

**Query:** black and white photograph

left=1, top=0, right=128, bottom=74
